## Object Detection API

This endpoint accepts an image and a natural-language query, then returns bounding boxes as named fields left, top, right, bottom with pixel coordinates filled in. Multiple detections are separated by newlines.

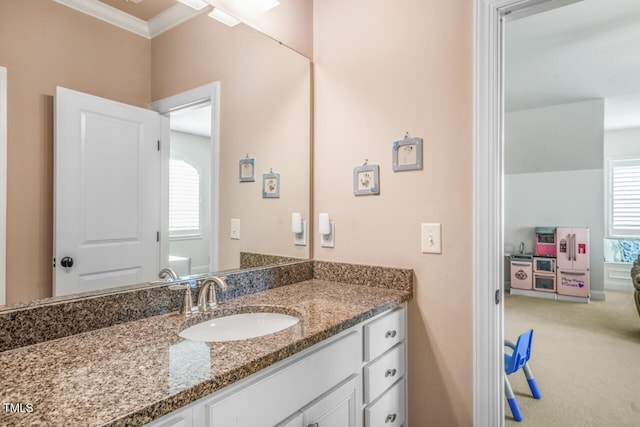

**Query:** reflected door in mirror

left=54, top=87, right=161, bottom=296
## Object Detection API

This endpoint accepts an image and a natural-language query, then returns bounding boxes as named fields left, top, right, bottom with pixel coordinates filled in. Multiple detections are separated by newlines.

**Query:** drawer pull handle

left=308, top=424, right=319, bottom=427
left=385, top=368, right=397, bottom=377
left=385, top=414, right=397, bottom=423
left=385, top=330, right=397, bottom=338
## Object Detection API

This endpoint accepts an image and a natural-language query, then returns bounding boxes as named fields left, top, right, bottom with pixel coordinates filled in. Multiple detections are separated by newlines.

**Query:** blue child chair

left=504, top=329, right=541, bottom=421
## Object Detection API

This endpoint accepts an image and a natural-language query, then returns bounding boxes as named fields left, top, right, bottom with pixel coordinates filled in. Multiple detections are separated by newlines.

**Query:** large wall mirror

left=0, top=0, right=311, bottom=307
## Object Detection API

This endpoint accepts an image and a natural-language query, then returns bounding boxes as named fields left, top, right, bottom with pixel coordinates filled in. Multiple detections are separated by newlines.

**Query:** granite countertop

left=0, top=279, right=411, bottom=427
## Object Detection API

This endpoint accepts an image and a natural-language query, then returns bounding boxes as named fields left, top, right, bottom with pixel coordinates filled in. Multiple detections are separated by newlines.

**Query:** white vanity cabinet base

left=364, top=308, right=405, bottom=362
left=365, top=378, right=406, bottom=427
left=302, top=374, right=360, bottom=427
left=362, top=307, right=408, bottom=427
left=145, top=304, right=408, bottom=427
left=364, top=343, right=405, bottom=404
left=203, top=331, right=360, bottom=427
left=147, top=409, right=192, bottom=427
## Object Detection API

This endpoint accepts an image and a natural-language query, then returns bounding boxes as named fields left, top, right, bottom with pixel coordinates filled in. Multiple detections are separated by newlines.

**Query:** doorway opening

left=475, top=0, right=640, bottom=425
left=151, top=83, right=221, bottom=275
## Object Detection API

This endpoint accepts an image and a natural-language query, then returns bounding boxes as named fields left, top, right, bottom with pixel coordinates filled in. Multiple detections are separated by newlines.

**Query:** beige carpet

left=505, top=290, right=640, bottom=426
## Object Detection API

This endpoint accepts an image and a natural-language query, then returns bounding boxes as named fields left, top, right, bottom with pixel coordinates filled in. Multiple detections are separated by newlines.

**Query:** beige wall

left=0, top=0, right=151, bottom=304
left=152, top=14, right=311, bottom=271
left=313, top=0, right=473, bottom=425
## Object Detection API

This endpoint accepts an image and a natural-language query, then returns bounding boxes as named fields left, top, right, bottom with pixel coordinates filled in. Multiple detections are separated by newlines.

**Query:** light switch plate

left=230, top=218, right=240, bottom=240
left=421, top=223, right=441, bottom=254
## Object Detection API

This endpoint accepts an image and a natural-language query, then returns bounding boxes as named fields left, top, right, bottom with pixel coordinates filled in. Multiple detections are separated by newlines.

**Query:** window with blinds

left=609, top=158, right=640, bottom=237
left=169, top=158, right=200, bottom=237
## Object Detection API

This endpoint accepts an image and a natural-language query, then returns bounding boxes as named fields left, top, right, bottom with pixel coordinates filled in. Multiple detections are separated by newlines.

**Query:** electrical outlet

left=320, top=222, right=335, bottom=248
left=230, top=218, right=240, bottom=240
left=421, top=223, right=442, bottom=254
left=294, top=220, right=307, bottom=246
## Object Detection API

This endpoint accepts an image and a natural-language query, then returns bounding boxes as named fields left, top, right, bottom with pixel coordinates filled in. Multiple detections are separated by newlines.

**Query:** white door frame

left=473, top=0, right=577, bottom=425
left=0, top=67, right=6, bottom=305
left=151, top=82, right=221, bottom=273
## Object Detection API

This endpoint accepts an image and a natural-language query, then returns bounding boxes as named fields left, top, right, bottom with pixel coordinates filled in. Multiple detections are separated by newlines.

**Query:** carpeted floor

left=505, top=290, right=640, bottom=426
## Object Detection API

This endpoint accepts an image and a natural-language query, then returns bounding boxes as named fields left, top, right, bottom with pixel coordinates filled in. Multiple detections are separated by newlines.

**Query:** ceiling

left=98, top=0, right=178, bottom=21
left=505, top=0, right=640, bottom=130
left=170, top=103, right=212, bottom=137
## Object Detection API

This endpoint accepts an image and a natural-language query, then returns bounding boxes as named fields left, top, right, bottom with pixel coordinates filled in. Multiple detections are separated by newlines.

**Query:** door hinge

left=52, top=257, right=56, bottom=268
left=157, top=231, right=160, bottom=242
left=495, top=289, right=501, bottom=305
left=157, top=140, right=160, bottom=151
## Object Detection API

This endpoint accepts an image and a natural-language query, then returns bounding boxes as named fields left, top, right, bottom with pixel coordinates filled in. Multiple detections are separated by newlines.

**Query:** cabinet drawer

left=364, top=378, right=405, bottom=427
left=205, top=332, right=360, bottom=426
left=364, top=344, right=405, bottom=404
left=364, top=308, right=405, bottom=362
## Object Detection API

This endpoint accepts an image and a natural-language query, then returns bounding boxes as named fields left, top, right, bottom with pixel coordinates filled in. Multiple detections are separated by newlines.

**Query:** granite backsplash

left=0, top=260, right=412, bottom=352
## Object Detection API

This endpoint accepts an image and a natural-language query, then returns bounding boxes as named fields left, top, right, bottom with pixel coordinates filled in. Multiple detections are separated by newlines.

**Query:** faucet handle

left=198, top=276, right=228, bottom=312
left=169, top=283, right=195, bottom=316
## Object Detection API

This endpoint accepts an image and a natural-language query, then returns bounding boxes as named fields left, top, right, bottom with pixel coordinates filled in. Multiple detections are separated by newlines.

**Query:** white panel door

left=54, top=87, right=160, bottom=296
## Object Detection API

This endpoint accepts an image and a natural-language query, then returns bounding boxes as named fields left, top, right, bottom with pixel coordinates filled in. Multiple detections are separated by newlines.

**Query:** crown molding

left=53, top=0, right=208, bottom=39
left=148, top=3, right=211, bottom=38
left=53, top=0, right=150, bottom=38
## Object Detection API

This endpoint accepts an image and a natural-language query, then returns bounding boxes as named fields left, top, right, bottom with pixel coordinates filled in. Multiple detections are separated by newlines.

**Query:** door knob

left=60, top=257, right=74, bottom=269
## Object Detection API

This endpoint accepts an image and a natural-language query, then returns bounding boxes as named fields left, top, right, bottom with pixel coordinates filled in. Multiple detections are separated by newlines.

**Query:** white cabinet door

left=204, top=332, right=360, bottom=427
left=303, top=375, right=360, bottom=427
left=54, top=87, right=160, bottom=296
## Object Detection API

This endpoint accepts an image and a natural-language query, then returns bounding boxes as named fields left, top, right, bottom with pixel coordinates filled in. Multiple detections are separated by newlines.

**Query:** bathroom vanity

left=147, top=305, right=407, bottom=427
left=0, top=261, right=412, bottom=427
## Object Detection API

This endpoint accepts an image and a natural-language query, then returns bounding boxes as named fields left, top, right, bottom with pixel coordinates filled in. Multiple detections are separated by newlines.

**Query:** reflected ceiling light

left=245, top=0, right=280, bottom=13
left=208, top=8, right=241, bottom=27
left=177, top=0, right=209, bottom=10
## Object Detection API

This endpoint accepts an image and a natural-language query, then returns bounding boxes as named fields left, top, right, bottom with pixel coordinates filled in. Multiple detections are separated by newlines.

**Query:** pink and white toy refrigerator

left=556, top=227, right=590, bottom=299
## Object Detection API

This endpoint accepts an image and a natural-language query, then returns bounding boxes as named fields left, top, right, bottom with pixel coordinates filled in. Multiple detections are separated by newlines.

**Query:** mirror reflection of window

left=169, top=158, right=201, bottom=237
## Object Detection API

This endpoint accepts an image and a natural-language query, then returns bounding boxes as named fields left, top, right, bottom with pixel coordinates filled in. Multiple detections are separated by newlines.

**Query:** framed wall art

left=392, top=134, right=423, bottom=172
left=262, top=170, right=280, bottom=198
left=353, top=162, right=380, bottom=196
left=239, top=155, right=255, bottom=182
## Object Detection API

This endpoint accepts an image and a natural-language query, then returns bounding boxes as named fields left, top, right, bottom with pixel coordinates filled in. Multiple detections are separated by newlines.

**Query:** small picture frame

left=262, top=171, right=280, bottom=198
left=353, top=163, right=380, bottom=196
left=392, top=136, right=423, bottom=172
left=239, top=157, right=255, bottom=182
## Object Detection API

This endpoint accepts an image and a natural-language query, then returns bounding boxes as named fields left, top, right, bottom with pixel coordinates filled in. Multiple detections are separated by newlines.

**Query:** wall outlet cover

left=320, top=222, right=335, bottom=248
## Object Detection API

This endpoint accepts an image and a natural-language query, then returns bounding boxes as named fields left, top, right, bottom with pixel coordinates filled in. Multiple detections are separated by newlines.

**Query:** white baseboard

left=557, top=294, right=590, bottom=303
left=509, top=288, right=596, bottom=303
left=604, top=283, right=634, bottom=292
left=509, top=288, right=557, bottom=300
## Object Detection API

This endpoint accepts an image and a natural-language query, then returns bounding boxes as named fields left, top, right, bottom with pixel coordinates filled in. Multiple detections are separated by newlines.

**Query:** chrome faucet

left=197, top=276, right=228, bottom=312
left=159, top=267, right=179, bottom=281
left=519, top=242, right=525, bottom=255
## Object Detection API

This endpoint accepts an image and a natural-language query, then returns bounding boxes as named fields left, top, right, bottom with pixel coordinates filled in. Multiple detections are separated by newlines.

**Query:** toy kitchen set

left=509, top=227, right=590, bottom=302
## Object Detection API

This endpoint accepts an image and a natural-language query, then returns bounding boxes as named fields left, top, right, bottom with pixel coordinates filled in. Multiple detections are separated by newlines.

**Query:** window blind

left=610, top=159, right=640, bottom=236
left=169, top=158, right=200, bottom=236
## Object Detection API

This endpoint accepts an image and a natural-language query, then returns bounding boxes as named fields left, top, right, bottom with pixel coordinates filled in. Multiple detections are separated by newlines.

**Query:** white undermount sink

left=179, top=312, right=300, bottom=342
